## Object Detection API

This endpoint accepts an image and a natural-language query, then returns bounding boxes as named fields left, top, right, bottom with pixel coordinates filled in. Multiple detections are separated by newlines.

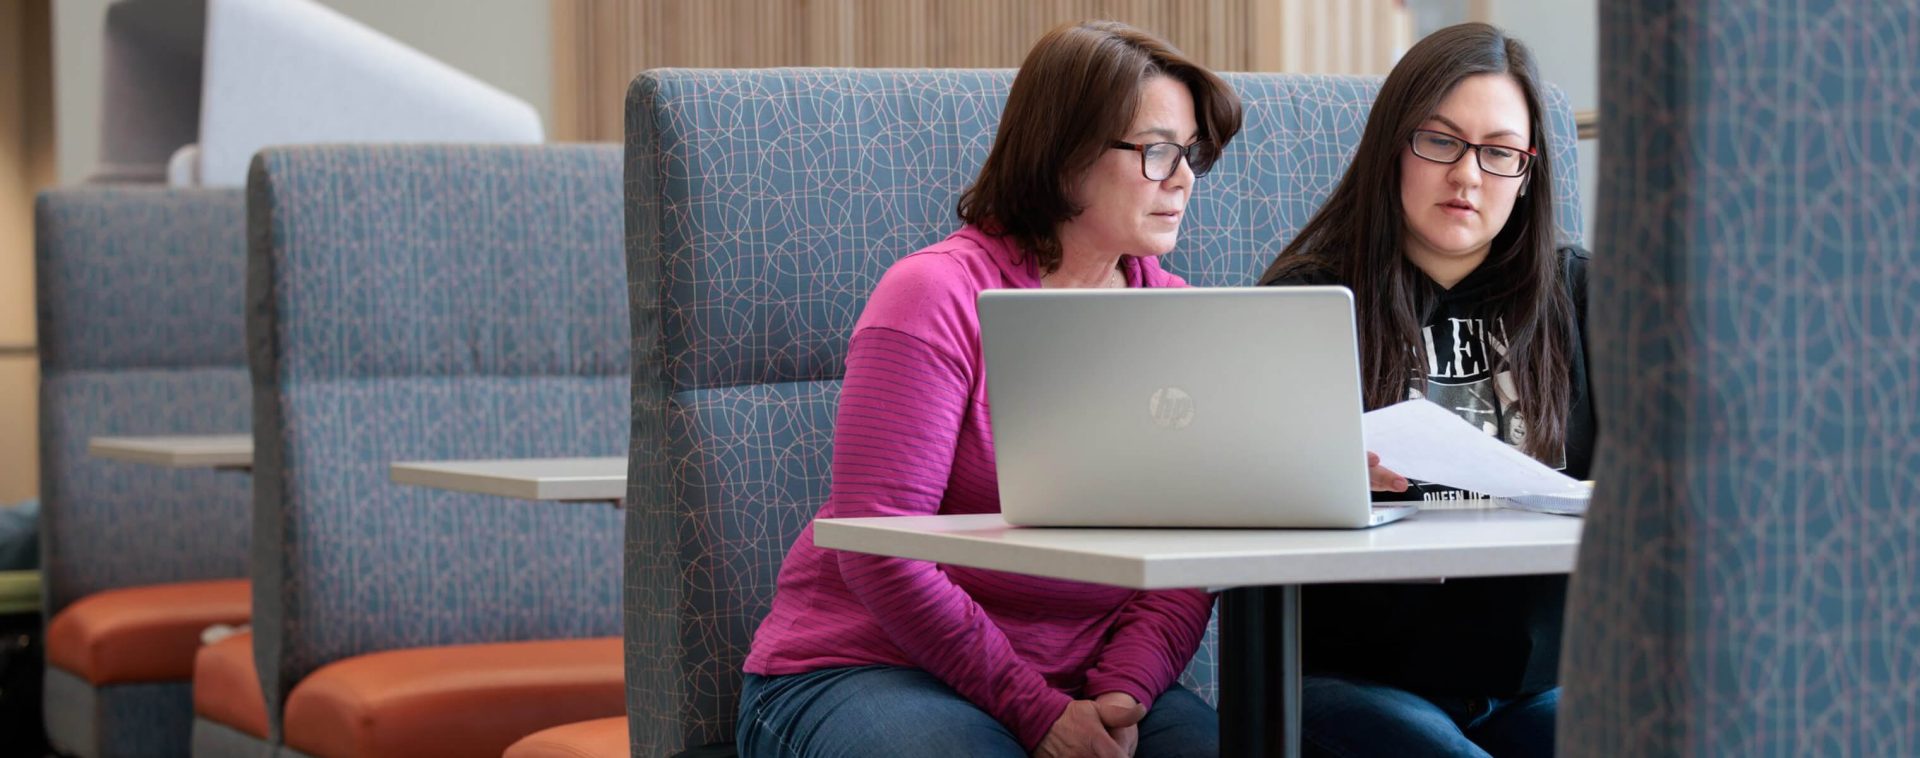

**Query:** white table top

left=813, top=508, right=1582, bottom=590
left=388, top=457, right=626, bottom=502
left=88, top=434, right=254, bottom=469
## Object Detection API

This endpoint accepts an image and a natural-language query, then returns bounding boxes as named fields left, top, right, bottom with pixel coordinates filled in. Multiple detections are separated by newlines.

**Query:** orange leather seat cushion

left=503, top=717, right=628, bottom=758
left=46, top=579, right=250, bottom=684
left=193, top=630, right=270, bottom=739
left=283, top=636, right=625, bottom=758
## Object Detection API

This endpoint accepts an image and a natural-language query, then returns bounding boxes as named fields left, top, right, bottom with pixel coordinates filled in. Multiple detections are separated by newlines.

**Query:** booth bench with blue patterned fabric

left=510, top=66, right=1584, bottom=757
left=35, top=188, right=252, bottom=758
left=187, top=144, right=633, bottom=758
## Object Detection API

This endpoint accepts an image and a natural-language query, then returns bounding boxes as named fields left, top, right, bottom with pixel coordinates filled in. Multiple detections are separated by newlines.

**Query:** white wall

left=54, top=0, right=550, bottom=185
left=53, top=0, right=109, bottom=185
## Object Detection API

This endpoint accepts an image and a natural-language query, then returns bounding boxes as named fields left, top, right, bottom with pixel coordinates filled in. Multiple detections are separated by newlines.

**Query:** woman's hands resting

left=1034, top=692, right=1147, bottom=757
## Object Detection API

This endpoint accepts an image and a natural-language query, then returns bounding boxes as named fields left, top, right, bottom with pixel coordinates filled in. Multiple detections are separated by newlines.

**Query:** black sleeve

left=1565, top=245, right=1590, bottom=339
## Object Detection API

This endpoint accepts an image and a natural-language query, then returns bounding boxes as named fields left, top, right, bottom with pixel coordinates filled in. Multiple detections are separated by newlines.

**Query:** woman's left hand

left=1091, top=691, right=1145, bottom=757
left=1367, top=451, right=1409, bottom=492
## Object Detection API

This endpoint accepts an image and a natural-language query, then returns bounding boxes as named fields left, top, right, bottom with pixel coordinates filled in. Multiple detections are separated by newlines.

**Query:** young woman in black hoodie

left=1259, top=22, right=1593, bottom=758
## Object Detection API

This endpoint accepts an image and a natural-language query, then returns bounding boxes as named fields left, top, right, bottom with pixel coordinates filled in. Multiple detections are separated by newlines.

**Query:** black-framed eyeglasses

left=1109, top=140, right=1218, bottom=181
left=1407, top=129, right=1535, bottom=178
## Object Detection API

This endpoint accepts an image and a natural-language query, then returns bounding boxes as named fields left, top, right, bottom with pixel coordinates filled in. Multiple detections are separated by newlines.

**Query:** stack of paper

left=1362, top=399, right=1591, bottom=516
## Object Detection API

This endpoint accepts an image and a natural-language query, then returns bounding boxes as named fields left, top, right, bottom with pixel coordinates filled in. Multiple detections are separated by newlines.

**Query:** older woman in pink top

left=737, top=20, right=1244, bottom=758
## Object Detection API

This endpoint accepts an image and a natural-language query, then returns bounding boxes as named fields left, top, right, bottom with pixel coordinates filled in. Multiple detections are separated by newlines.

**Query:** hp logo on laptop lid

left=1149, top=386, right=1195, bottom=429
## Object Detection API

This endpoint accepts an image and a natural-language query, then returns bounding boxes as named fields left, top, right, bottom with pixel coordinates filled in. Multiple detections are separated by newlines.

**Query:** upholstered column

left=1560, top=1, right=1920, bottom=754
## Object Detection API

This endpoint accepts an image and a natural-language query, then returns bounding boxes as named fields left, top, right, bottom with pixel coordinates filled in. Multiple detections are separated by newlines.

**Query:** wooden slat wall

left=552, top=0, right=1412, bottom=141
left=1, top=0, right=54, bottom=502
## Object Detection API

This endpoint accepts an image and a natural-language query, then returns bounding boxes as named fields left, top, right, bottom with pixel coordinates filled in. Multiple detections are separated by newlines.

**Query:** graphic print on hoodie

left=1405, top=267, right=1565, bottom=504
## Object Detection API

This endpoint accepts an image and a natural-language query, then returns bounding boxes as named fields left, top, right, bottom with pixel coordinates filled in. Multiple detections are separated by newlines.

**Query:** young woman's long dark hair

left=1259, top=22, right=1573, bottom=462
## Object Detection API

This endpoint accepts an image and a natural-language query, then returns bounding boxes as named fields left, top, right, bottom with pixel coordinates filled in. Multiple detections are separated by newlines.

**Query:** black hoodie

left=1261, top=245, right=1594, bottom=698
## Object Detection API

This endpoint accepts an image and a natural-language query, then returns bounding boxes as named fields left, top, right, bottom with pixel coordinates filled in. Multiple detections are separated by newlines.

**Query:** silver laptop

left=979, top=286, right=1416, bottom=529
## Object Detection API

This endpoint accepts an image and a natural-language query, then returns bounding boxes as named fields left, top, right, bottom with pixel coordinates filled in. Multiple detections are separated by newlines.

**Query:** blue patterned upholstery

left=245, top=145, right=627, bottom=739
left=35, top=188, right=250, bottom=616
left=1559, top=3, right=1920, bottom=755
left=623, top=68, right=1584, bottom=754
left=191, top=718, right=277, bottom=758
left=45, top=668, right=194, bottom=758
left=35, top=188, right=250, bottom=758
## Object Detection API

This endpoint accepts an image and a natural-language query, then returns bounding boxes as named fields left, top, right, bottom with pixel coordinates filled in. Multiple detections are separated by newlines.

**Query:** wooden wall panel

left=1, top=0, right=55, bottom=502
left=553, top=0, right=1412, bottom=141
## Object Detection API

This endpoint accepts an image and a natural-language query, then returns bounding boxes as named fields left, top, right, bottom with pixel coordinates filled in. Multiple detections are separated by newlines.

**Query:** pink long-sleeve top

left=742, top=225, right=1215, bottom=750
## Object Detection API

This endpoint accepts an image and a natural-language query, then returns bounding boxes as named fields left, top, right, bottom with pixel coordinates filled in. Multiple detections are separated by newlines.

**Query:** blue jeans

left=738, top=665, right=1219, bottom=757
left=1302, top=675, right=1558, bottom=758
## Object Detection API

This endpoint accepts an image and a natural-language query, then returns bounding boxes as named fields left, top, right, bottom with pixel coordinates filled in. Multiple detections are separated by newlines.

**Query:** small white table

left=388, top=457, right=626, bottom=503
left=88, top=434, right=254, bottom=470
left=814, top=508, right=1582, bottom=758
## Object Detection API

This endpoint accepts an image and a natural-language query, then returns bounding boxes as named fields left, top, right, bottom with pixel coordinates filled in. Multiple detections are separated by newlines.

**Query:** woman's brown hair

left=958, top=20, right=1242, bottom=273
left=1258, top=22, right=1573, bottom=462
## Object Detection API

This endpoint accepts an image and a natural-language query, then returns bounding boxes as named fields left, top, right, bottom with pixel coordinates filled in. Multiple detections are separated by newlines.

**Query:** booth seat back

left=36, top=188, right=250, bottom=617
left=245, top=144, right=627, bottom=737
left=623, top=67, right=1584, bottom=754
